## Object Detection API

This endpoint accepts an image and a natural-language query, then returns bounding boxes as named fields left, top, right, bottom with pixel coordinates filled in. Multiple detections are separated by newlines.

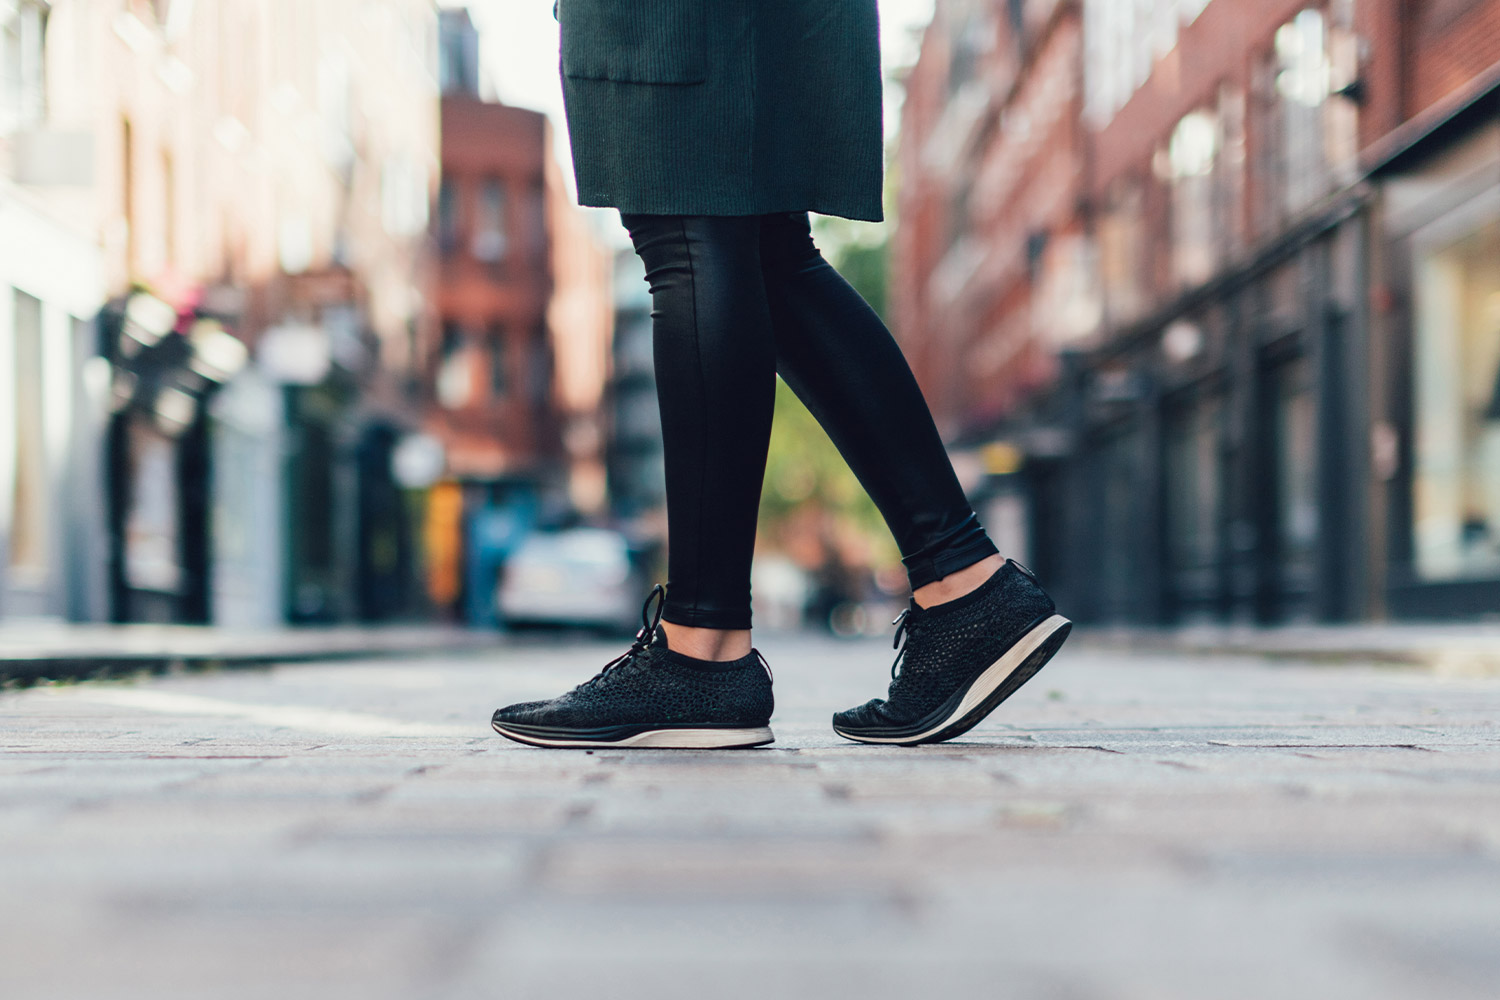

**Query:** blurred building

left=0, top=0, right=108, bottom=620
left=422, top=8, right=614, bottom=621
left=892, top=0, right=1088, bottom=438
left=605, top=248, right=666, bottom=524
left=896, top=0, right=1500, bottom=623
left=2, top=0, right=442, bottom=625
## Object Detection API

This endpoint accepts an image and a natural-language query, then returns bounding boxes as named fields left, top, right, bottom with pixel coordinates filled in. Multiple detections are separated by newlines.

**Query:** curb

left=0, top=629, right=505, bottom=687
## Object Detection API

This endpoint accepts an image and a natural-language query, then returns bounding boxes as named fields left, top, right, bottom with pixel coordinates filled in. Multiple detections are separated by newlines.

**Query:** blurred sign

left=982, top=441, right=1025, bottom=476
left=391, top=433, right=446, bottom=488
left=258, top=323, right=330, bottom=385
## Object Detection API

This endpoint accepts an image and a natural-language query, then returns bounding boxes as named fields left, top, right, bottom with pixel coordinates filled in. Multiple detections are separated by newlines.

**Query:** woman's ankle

left=658, top=621, right=753, bottom=661
left=911, top=554, right=1005, bottom=610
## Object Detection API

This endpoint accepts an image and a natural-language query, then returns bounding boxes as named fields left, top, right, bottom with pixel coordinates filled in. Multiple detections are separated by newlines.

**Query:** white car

left=495, top=528, right=642, bottom=633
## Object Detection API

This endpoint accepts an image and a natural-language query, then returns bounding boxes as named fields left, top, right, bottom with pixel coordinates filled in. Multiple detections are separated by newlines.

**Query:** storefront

left=0, top=187, right=107, bottom=622
left=1007, top=190, right=1371, bottom=627
left=101, top=291, right=249, bottom=623
left=1378, top=118, right=1500, bottom=617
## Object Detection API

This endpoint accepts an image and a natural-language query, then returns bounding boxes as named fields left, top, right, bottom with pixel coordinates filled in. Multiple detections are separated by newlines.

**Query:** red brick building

left=893, top=0, right=1088, bottom=438
left=427, top=10, right=612, bottom=507
left=430, top=94, right=558, bottom=479
left=421, top=10, right=615, bottom=619
left=894, top=0, right=1500, bottom=623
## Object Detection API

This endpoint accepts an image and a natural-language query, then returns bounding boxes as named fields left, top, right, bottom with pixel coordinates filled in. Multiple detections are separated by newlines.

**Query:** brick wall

left=892, top=0, right=1086, bottom=436
left=430, top=98, right=551, bottom=477
left=893, top=0, right=1500, bottom=435
left=1411, top=0, right=1500, bottom=114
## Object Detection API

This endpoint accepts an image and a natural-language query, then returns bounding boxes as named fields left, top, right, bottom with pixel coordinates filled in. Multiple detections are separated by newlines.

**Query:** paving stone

left=3, top=631, right=1500, bottom=999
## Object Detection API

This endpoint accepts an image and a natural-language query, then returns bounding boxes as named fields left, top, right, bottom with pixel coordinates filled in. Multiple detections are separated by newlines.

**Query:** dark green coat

left=554, top=0, right=885, bottom=222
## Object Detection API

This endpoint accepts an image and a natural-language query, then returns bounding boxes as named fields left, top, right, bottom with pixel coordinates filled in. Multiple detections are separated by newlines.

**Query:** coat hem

left=577, top=193, right=884, bottom=225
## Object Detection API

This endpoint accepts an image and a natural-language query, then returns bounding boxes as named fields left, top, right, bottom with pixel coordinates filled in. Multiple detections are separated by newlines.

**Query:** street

left=4, top=632, right=1500, bottom=1000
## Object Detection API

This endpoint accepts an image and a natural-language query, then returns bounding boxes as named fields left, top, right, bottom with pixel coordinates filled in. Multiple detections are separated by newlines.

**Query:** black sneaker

left=490, top=585, right=775, bottom=749
left=832, top=559, right=1070, bottom=746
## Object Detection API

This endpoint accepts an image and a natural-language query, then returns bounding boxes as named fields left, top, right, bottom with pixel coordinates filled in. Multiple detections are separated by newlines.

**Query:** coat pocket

left=558, top=0, right=706, bottom=85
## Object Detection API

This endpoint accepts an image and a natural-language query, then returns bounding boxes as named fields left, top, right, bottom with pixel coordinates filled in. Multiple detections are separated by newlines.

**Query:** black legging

left=621, top=211, right=998, bottom=630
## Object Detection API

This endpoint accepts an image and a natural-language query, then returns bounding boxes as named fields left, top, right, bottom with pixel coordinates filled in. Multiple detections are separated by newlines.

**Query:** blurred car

left=494, top=528, right=642, bottom=633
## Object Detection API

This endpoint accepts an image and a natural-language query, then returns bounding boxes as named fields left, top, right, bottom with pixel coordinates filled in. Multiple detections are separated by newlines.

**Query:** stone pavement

left=3, top=632, right=1499, bottom=1000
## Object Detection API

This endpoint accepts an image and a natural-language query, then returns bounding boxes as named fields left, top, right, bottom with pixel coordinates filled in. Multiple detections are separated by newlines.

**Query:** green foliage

left=758, top=379, right=899, bottom=566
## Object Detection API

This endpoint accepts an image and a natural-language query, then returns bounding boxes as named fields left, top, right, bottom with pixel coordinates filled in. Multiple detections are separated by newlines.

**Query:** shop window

left=122, top=422, right=183, bottom=594
left=1413, top=212, right=1500, bottom=581
left=1273, top=356, right=1320, bottom=601
left=1097, top=427, right=1142, bottom=621
left=1165, top=396, right=1223, bottom=611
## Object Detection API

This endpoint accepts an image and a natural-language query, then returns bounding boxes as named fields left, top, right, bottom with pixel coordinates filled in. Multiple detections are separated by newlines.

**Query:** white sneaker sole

left=491, top=723, right=775, bottom=749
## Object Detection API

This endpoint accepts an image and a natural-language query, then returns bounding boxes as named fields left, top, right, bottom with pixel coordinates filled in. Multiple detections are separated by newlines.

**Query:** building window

left=131, top=0, right=173, bottom=24
left=9, top=289, right=49, bottom=579
left=1167, top=110, right=1219, bottom=288
left=1412, top=209, right=1500, bottom=582
left=1083, top=0, right=1215, bottom=126
left=438, top=9, right=480, bottom=96
left=947, top=6, right=987, bottom=94
left=0, top=0, right=46, bottom=134
left=162, top=148, right=176, bottom=271
left=471, top=177, right=507, bottom=262
left=488, top=324, right=508, bottom=399
left=1098, top=178, right=1144, bottom=326
left=529, top=322, right=552, bottom=407
left=436, top=322, right=475, bottom=410
left=122, top=117, right=137, bottom=278
left=437, top=177, right=460, bottom=254
left=527, top=184, right=547, bottom=252
left=382, top=155, right=430, bottom=238
left=1274, top=8, right=1332, bottom=216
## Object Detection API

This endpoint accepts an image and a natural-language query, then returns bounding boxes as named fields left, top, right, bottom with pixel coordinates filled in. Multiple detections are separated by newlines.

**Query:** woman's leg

left=756, top=211, right=1000, bottom=600
left=620, top=213, right=777, bottom=651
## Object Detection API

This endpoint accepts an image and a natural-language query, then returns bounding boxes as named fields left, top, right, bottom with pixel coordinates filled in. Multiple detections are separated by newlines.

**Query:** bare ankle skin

left=911, top=553, right=1005, bottom=610
left=658, top=621, right=753, bottom=661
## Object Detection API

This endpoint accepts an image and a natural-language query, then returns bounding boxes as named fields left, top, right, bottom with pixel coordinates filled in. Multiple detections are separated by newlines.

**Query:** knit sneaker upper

left=492, top=586, right=774, bottom=732
left=836, top=560, right=1055, bottom=730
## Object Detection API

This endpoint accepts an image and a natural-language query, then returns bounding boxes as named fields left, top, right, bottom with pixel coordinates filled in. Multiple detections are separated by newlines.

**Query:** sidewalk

left=1074, top=620, right=1500, bottom=673
left=0, top=622, right=504, bottom=685
left=3, top=633, right=1498, bottom=1000
left=5, top=617, right=1499, bottom=687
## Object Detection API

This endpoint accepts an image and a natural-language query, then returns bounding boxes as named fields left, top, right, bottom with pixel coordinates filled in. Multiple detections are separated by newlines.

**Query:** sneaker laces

left=889, top=604, right=923, bottom=681
left=580, top=583, right=666, bottom=689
